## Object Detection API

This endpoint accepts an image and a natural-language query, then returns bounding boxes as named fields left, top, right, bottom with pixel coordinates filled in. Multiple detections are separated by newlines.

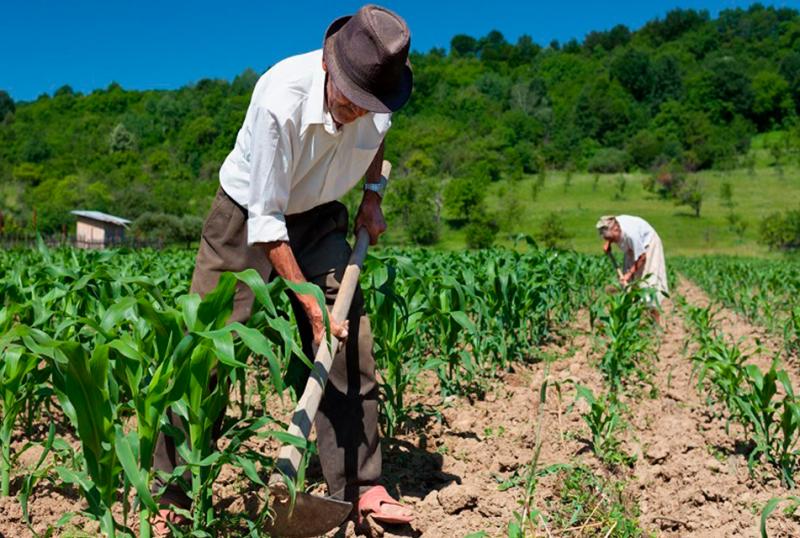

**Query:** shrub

left=407, top=203, right=440, bottom=245
left=536, top=212, right=574, bottom=249
left=464, top=214, right=499, bottom=248
left=626, top=130, right=662, bottom=169
left=643, top=161, right=685, bottom=199
left=760, top=210, right=800, bottom=251
left=587, top=148, right=631, bottom=174
left=445, top=176, right=487, bottom=220
left=132, top=212, right=202, bottom=244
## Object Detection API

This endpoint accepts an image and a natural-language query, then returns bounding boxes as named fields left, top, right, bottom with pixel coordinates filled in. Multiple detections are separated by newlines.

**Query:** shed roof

left=71, top=210, right=131, bottom=227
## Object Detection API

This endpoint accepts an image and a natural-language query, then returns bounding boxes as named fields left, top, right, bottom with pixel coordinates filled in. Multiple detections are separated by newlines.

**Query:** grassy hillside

left=434, top=136, right=800, bottom=256
left=474, top=167, right=799, bottom=256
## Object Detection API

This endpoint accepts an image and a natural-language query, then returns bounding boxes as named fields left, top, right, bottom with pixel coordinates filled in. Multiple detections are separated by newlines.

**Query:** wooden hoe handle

left=273, top=160, right=392, bottom=482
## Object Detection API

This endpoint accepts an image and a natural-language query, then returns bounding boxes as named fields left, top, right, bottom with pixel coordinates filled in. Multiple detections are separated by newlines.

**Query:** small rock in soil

left=476, top=495, right=505, bottom=517
left=420, top=489, right=439, bottom=508
left=701, top=486, right=727, bottom=502
left=645, top=442, right=670, bottom=464
left=497, top=451, right=519, bottom=471
left=451, top=416, right=474, bottom=432
left=437, top=483, right=479, bottom=514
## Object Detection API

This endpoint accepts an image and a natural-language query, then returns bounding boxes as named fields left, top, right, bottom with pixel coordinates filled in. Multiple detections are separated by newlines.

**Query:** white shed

left=71, top=210, right=131, bottom=249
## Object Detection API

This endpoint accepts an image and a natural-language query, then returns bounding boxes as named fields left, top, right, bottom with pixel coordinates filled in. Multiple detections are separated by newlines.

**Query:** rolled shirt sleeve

left=246, top=107, right=294, bottom=245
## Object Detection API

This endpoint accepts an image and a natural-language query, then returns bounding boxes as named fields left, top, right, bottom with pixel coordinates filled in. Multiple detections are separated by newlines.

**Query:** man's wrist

left=364, top=174, right=388, bottom=198
left=362, top=189, right=382, bottom=205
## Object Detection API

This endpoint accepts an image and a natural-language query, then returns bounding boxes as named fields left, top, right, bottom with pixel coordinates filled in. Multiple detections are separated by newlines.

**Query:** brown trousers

left=152, top=187, right=381, bottom=507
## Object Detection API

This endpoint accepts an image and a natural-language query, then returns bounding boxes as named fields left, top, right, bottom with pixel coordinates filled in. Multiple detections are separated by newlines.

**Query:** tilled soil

left=329, top=278, right=800, bottom=537
left=1, top=277, right=798, bottom=537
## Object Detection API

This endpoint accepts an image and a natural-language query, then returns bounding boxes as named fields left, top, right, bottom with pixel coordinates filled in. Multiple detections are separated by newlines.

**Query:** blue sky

left=1, top=0, right=798, bottom=101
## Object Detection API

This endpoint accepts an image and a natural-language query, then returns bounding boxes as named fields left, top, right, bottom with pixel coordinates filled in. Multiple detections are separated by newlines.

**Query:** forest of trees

left=1, top=4, right=799, bottom=244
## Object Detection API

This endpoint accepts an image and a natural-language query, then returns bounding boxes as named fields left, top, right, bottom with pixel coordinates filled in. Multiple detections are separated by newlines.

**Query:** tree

left=611, top=49, right=653, bottom=101
left=479, top=30, right=512, bottom=63
left=719, top=181, right=734, bottom=209
left=54, top=85, right=75, bottom=98
left=20, top=137, right=51, bottom=163
left=450, top=34, right=478, bottom=57
left=232, top=68, right=259, bottom=95
left=693, top=57, right=754, bottom=122
left=574, top=78, right=636, bottom=147
left=588, top=148, right=631, bottom=173
left=626, top=131, right=662, bottom=169
left=584, top=24, right=631, bottom=51
left=751, top=71, right=793, bottom=130
left=510, top=35, right=540, bottom=66
left=641, top=8, right=709, bottom=44
left=0, top=91, right=14, bottom=119
left=675, top=176, right=704, bottom=217
left=444, top=176, right=486, bottom=221
left=384, top=175, right=442, bottom=245
left=536, top=212, right=573, bottom=249
left=109, top=123, right=137, bottom=153
left=650, top=55, right=684, bottom=105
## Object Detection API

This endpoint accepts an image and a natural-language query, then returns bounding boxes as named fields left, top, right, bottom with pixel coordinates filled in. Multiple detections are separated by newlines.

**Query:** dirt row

left=1, top=277, right=798, bottom=537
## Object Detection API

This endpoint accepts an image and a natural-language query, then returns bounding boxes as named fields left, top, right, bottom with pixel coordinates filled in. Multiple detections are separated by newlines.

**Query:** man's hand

left=354, top=190, right=386, bottom=245
left=299, top=294, right=349, bottom=345
left=264, top=241, right=349, bottom=344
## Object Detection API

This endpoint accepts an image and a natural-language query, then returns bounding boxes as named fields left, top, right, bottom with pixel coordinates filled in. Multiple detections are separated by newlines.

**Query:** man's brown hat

left=323, top=4, right=413, bottom=113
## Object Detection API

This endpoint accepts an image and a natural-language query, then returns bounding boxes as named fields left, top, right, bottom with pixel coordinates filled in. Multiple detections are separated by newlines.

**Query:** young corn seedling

left=690, top=335, right=748, bottom=427
left=734, top=364, right=800, bottom=487
left=572, top=385, right=633, bottom=467
left=159, top=271, right=315, bottom=534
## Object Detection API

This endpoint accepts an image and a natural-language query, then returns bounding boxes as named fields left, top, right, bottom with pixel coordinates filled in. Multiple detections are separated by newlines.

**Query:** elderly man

left=596, top=215, right=669, bottom=320
left=152, top=5, right=414, bottom=533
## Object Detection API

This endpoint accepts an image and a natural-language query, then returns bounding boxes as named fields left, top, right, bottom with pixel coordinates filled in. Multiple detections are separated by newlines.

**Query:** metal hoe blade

left=265, top=486, right=352, bottom=537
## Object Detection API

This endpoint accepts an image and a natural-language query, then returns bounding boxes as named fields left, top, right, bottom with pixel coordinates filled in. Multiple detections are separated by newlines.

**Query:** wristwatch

left=364, top=175, right=388, bottom=198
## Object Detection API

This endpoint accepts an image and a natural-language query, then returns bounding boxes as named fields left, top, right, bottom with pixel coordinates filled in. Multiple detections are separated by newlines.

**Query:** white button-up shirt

left=219, top=49, right=392, bottom=245
left=616, top=215, right=655, bottom=260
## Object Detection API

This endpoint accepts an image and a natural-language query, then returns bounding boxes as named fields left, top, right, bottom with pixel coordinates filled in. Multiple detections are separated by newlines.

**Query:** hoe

left=265, top=160, right=392, bottom=537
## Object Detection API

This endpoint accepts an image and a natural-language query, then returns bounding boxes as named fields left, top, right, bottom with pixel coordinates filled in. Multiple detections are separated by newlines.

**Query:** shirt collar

left=303, top=61, right=340, bottom=136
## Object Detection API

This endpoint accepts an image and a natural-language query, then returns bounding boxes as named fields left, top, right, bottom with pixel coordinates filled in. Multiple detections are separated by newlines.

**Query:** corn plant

left=690, top=336, right=748, bottom=420
left=0, top=245, right=616, bottom=537
left=0, top=340, right=42, bottom=496
left=16, top=325, right=125, bottom=536
left=683, top=304, right=717, bottom=351
left=572, top=385, right=633, bottom=467
left=786, top=306, right=800, bottom=357
left=4, top=268, right=315, bottom=537
left=685, top=303, right=800, bottom=486
left=422, top=275, right=482, bottom=397
left=676, top=256, right=800, bottom=355
left=591, top=286, right=654, bottom=393
left=733, top=364, right=800, bottom=487
left=760, top=495, right=800, bottom=538
left=362, top=255, right=428, bottom=436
